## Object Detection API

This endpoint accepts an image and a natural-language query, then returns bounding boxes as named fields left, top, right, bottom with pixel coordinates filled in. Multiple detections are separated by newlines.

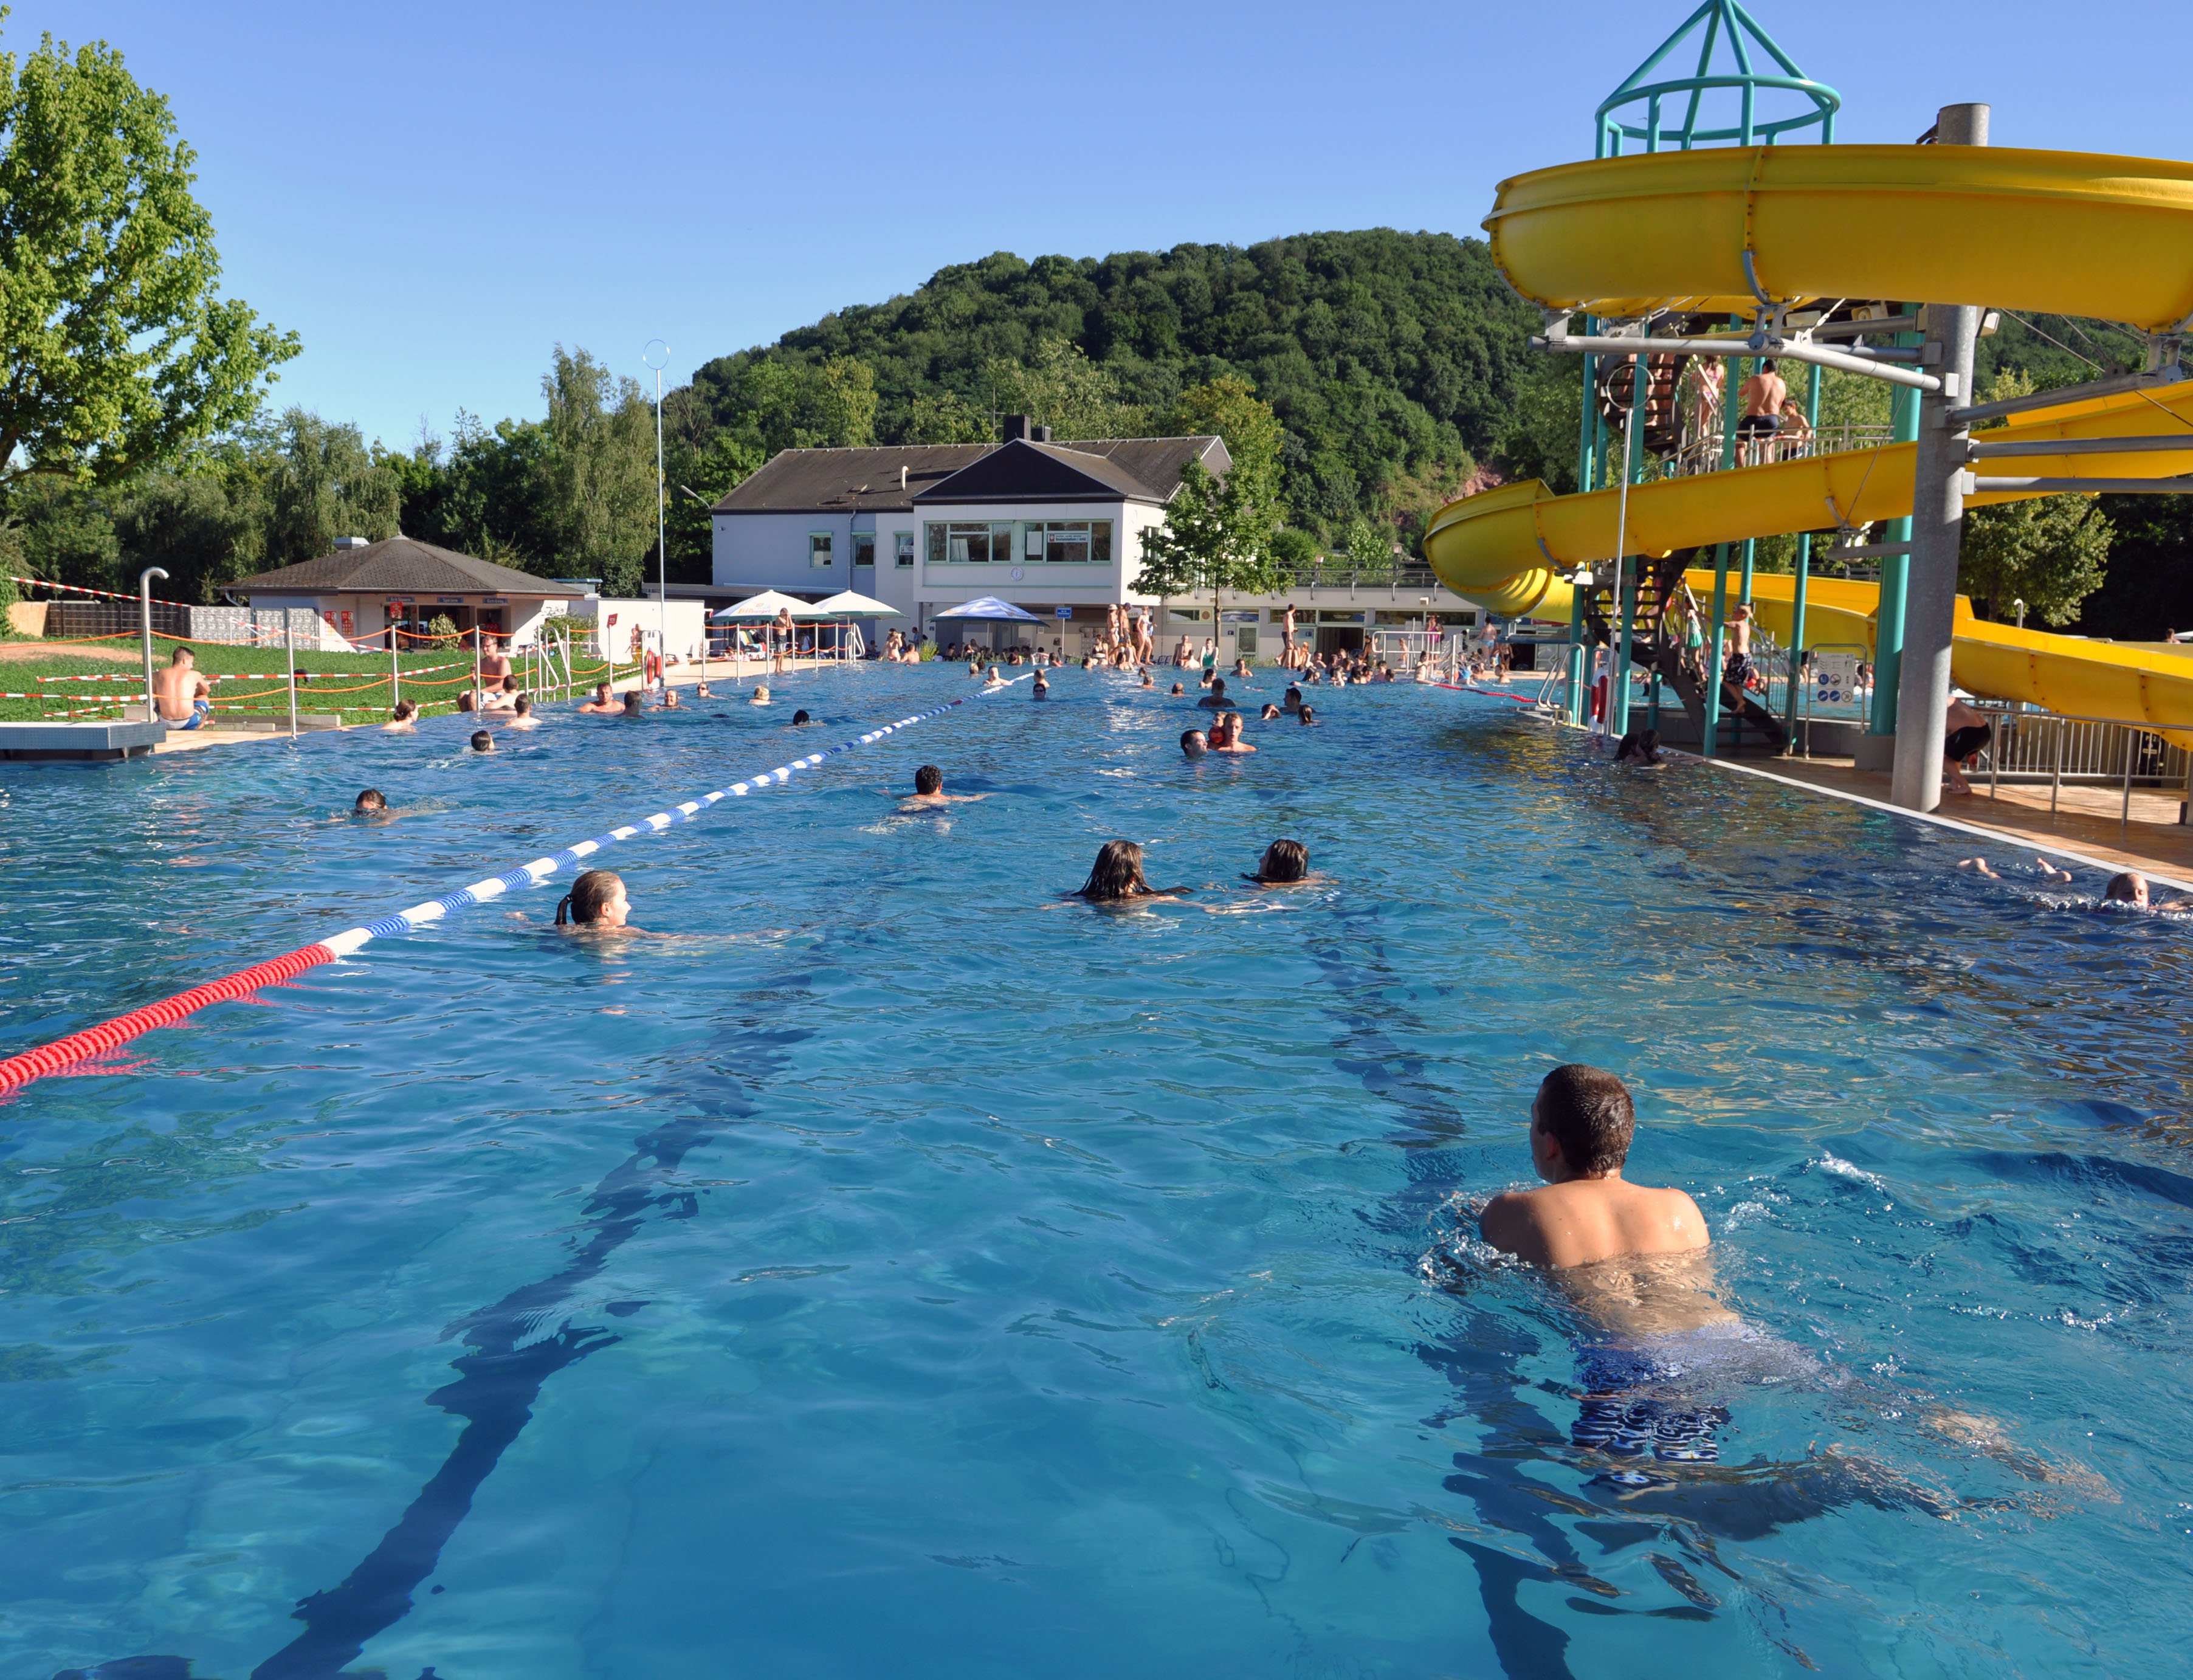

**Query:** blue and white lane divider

left=1, top=679, right=1026, bottom=1091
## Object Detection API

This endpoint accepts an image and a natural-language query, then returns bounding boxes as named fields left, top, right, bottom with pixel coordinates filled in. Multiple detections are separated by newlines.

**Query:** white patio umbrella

left=805, top=590, right=903, bottom=618
left=711, top=589, right=811, bottom=621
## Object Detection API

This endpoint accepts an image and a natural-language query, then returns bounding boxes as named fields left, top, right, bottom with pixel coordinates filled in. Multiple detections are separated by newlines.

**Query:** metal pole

left=1702, top=332, right=1747, bottom=758
left=2122, top=729, right=2137, bottom=833
left=1991, top=710, right=2002, bottom=799
left=1890, top=111, right=1989, bottom=811
left=473, top=625, right=483, bottom=709
left=285, top=611, right=298, bottom=743
left=646, top=340, right=670, bottom=697
left=1868, top=306, right=1924, bottom=747
left=138, top=566, right=169, bottom=726
left=390, top=625, right=401, bottom=711
left=1609, top=354, right=1643, bottom=738
left=1565, top=583, right=1586, bottom=721
left=2052, top=715, right=2065, bottom=813
left=1782, top=365, right=1825, bottom=752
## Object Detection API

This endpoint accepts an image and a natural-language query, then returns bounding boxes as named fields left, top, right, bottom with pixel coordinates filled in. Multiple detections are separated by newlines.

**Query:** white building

left=710, top=418, right=1489, bottom=661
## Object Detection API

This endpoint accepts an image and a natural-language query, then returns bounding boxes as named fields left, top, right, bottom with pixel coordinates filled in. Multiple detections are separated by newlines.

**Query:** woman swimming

left=556, top=869, right=633, bottom=931
left=1243, top=838, right=1315, bottom=886
left=1061, top=841, right=1191, bottom=904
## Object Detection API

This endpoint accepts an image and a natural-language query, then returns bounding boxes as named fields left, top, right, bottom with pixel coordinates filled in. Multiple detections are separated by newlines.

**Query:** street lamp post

left=644, top=340, right=670, bottom=692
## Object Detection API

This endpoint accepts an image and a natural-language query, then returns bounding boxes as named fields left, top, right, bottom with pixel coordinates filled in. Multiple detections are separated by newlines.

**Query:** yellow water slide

left=1422, top=143, right=2193, bottom=732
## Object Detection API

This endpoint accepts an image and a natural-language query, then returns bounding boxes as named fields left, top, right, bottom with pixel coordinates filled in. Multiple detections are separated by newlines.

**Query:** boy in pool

left=470, top=730, right=495, bottom=752
left=1479, top=1066, right=1709, bottom=1270
left=900, top=764, right=985, bottom=808
left=1481, top=1066, right=1734, bottom=1465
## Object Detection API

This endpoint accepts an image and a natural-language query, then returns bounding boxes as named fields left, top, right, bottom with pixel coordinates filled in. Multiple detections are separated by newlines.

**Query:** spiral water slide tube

left=1422, top=143, right=2193, bottom=734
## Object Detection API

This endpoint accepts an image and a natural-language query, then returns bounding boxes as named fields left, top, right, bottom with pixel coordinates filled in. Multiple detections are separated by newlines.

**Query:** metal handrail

left=1963, top=703, right=2192, bottom=831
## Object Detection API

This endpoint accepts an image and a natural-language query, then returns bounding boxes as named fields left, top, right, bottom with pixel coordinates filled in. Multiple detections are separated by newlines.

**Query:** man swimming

left=577, top=681, right=619, bottom=715
left=901, top=764, right=986, bottom=807
left=506, top=695, right=541, bottom=730
left=1180, top=729, right=1208, bottom=759
left=1198, top=677, right=1231, bottom=710
left=1481, top=1066, right=1739, bottom=1464
left=470, top=730, right=495, bottom=752
left=1282, top=684, right=1303, bottom=714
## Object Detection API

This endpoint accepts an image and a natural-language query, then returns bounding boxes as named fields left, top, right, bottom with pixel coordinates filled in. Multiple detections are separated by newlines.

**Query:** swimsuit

left=176, top=698, right=212, bottom=731
left=1944, top=722, right=1993, bottom=760
left=1571, top=1345, right=1730, bottom=1464
left=1737, top=413, right=1780, bottom=438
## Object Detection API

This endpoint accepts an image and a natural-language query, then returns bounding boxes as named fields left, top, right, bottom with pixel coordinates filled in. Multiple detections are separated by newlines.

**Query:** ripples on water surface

left=1, top=669, right=2188, bottom=1679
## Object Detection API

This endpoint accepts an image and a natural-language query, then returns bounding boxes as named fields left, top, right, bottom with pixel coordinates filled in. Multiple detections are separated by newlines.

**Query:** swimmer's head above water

left=1069, top=839, right=1184, bottom=903
left=470, top=730, right=494, bottom=752
left=1180, top=729, right=1207, bottom=759
left=354, top=788, right=387, bottom=813
left=914, top=764, right=943, bottom=795
left=1247, top=838, right=1309, bottom=884
left=556, top=868, right=630, bottom=929
left=2106, top=871, right=2150, bottom=907
left=793, top=708, right=812, bottom=725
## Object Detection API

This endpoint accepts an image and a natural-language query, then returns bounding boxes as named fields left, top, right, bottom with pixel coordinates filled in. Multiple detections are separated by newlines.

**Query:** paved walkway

left=1716, top=752, right=2193, bottom=884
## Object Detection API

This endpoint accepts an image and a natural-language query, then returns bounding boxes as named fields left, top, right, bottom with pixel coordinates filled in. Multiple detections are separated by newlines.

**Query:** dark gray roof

left=713, top=435, right=1228, bottom=515
left=713, top=444, right=997, bottom=515
left=229, top=537, right=585, bottom=597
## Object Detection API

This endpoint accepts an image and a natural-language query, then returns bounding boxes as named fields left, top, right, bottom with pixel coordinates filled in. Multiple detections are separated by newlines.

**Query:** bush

left=427, top=613, right=459, bottom=639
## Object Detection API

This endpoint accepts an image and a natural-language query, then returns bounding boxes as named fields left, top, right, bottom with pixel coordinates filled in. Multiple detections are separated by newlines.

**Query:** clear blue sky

left=18, top=0, right=2185, bottom=452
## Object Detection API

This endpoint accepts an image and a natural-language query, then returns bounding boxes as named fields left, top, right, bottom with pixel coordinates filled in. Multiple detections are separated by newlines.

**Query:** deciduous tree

left=0, top=24, right=298, bottom=487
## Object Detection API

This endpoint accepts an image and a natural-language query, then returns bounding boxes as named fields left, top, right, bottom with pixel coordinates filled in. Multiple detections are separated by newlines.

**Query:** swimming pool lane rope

left=0, top=681, right=1027, bottom=1093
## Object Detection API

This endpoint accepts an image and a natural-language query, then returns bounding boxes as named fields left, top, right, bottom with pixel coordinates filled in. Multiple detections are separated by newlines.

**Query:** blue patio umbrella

left=932, top=596, right=1041, bottom=622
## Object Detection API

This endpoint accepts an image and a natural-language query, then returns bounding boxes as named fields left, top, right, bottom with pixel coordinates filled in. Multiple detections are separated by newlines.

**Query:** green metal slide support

left=1781, top=360, right=1825, bottom=747
left=1870, top=304, right=1923, bottom=739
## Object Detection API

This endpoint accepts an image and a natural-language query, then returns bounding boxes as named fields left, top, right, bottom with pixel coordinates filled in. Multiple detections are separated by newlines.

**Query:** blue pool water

left=2, top=669, right=2189, bottom=1679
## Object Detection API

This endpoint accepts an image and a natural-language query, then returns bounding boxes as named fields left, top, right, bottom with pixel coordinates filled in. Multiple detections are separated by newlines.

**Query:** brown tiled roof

left=227, top=537, right=584, bottom=597
left=714, top=436, right=1228, bottom=515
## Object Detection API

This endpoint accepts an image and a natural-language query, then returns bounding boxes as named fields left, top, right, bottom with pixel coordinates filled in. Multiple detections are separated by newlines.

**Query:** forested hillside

left=690, top=232, right=1540, bottom=537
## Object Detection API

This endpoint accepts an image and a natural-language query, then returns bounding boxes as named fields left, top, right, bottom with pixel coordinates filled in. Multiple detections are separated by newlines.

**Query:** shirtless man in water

left=1480, top=1065, right=1709, bottom=1273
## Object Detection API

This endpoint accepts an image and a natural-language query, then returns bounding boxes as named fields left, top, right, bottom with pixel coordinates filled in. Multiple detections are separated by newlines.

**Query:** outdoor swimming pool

left=2, top=668, right=2188, bottom=1679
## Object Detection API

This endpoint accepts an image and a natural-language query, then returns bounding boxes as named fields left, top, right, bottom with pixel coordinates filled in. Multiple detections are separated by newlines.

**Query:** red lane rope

left=0, top=943, right=336, bottom=1091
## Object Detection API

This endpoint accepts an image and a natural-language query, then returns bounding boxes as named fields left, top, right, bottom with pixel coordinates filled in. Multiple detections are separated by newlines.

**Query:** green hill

left=688, top=230, right=1541, bottom=540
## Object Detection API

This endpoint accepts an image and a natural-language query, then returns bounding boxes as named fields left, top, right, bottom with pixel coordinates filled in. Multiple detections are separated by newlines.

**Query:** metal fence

left=1964, top=704, right=2192, bottom=827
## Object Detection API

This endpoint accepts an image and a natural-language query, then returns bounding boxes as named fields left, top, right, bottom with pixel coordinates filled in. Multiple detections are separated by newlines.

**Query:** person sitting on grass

left=383, top=701, right=418, bottom=732
left=556, top=869, right=635, bottom=931
left=470, top=730, right=494, bottom=752
left=577, top=681, right=619, bottom=715
left=1061, top=841, right=1191, bottom=904
left=1242, top=838, right=1320, bottom=886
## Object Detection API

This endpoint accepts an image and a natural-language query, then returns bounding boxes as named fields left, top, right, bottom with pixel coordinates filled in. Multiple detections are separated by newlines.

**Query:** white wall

left=572, top=598, right=712, bottom=664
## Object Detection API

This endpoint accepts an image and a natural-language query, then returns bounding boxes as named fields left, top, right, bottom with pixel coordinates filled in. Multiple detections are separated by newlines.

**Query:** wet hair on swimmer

left=914, top=763, right=943, bottom=795
left=390, top=701, right=416, bottom=721
left=2105, top=872, right=2146, bottom=903
left=556, top=869, right=624, bottom=926
left=1536, top=1064, right=1636, bottom=1177
left=470, top=730, right=493, bottom=751
left=1250, top=838, right=1308, bottom=883
left=1076, top=840, right=1156, bottom=903
left=354, top=788, right=387, bottom=811
left=793, top=709, right=811, bottom=724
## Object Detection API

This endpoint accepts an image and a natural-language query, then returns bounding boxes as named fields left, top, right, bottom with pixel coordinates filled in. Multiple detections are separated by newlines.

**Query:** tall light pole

left=644, top=339, right=670, bottom=690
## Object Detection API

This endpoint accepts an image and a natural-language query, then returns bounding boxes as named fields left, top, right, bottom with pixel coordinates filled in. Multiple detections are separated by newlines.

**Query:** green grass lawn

left=0, top=638, right=626, bottom=725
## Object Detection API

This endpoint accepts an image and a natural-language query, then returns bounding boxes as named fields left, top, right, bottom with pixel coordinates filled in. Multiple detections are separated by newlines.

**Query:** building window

left=895, top=531, right=914, bottom=568
left=852, top=533, right=875, bottom=569
left=1022, top=519, right=1113, bottom=564
left=810, top=532, right=833, bottom=568
left=933, top=520, right=1013, bottom=563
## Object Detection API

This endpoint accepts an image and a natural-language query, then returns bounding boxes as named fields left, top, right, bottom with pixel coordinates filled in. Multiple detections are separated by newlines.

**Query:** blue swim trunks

left=175, top=699, right=211, bottom=731
left=1571, top=1346, right=1730, bottom=1464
